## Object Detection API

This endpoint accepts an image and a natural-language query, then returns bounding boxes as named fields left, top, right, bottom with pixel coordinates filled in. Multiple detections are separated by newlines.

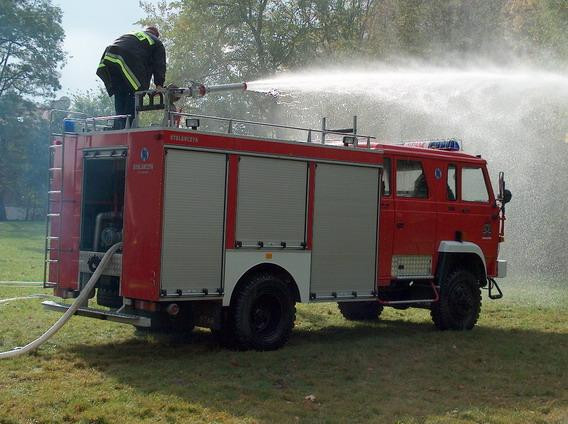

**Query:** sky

left=53, top=0, right=160, bottom=96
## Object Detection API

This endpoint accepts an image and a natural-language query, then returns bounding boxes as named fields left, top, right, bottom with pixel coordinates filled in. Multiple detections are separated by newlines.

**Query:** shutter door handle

left=396, top=222, right=405, bottom=229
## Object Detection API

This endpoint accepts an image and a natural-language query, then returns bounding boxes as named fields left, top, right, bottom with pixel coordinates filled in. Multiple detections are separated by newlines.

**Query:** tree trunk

left=0, top=190, right=7, bottom=221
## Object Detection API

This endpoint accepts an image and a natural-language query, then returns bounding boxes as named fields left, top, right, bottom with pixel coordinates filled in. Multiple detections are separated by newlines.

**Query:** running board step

left=42, top=300, right=151, bottom=327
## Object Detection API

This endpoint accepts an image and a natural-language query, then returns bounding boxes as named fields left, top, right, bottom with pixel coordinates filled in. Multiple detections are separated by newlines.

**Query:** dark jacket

left=96, top=31, right=166, bottom=96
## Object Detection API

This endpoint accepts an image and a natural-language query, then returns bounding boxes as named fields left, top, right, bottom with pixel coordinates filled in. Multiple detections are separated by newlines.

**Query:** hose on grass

left=0, top=242, right=122, bottom=360
left=0, top=295, right=52, bottom=305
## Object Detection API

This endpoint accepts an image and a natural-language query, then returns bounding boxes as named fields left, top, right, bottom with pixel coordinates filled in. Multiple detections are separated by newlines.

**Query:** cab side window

left=396, top=160, right=428, bottom=198
left=462, top=167, right=489, bottom=202
left=447, top=165, right=457, bottom=201
left=382, top=158, right=391, bottom=196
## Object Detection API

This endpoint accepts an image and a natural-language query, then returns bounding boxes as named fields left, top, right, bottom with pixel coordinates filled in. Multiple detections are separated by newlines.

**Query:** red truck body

left=44, top=107, right=508, bottom=350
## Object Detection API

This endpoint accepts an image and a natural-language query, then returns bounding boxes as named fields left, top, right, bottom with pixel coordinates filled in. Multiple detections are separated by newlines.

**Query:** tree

left=0, top=0, right=65, bottom=98
left=0, top=94, right=48, bottom=221
left=503, top=0, right=568, bottom=61
left=140, top=0, right=374, bottom=84
left=363, top=0, right=509, bottom=60
left=144, top=0, right=568, bottom=85
left=137, top=0, right=377, bottom=128
left=0, top=0, right=64, bottom=220
left=71, top=86, right=114, bottom=117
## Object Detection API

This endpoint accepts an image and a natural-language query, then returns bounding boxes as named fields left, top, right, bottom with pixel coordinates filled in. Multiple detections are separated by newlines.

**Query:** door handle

left=396, top=222, right=405, bottom=229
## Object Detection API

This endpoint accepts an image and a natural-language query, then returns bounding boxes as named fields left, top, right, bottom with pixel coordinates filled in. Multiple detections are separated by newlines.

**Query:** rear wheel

left=431, top=269, right=481, bottom=330
left=338, top=301, right=383, bottom=321
left=232, top=273, right=296, bottom=351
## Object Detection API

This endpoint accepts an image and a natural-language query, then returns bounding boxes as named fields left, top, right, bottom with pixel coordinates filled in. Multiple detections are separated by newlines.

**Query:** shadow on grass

left=66, top=317, right=568, bottom=422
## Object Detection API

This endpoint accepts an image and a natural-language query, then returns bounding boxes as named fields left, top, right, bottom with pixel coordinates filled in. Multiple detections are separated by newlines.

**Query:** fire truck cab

left=375, top=141, right=508, bottom=329
left=43, top=86, right=510, bottom=350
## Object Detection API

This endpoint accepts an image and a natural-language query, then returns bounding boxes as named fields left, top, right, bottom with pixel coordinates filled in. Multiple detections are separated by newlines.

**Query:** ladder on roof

left=43, top=133, right=65, bottom=289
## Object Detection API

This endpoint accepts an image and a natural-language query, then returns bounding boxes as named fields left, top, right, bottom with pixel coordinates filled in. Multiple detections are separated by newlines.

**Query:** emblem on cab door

left=140, top=147, right=150, bottom=161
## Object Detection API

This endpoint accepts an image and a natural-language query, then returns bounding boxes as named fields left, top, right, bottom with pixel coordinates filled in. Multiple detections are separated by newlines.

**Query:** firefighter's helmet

left=145, top=26, right=160, bottom=38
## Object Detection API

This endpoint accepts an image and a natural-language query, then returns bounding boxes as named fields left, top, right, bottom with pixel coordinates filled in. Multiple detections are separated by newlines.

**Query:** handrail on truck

left=168, top=111, right=376, bottom=146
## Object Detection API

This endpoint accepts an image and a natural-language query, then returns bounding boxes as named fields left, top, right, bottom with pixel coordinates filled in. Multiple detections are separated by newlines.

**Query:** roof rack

left=169, top=111, right=376, bottom=146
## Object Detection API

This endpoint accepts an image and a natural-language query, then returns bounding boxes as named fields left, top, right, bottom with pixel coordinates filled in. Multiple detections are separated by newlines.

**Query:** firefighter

left=96, top=26, right=166, bottom=129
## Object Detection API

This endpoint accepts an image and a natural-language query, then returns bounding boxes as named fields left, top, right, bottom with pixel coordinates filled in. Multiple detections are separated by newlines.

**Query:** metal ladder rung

left=48, top=190, right=62, bottom=194
left=46, top=236, right=60, bottom=240
left=47, top=213, right=61, bottom=217
left=46, top=259, right=59, bottom=263
left=49, top=167, right=62, bottom=171
left=49, top=144, right=62, bottom=149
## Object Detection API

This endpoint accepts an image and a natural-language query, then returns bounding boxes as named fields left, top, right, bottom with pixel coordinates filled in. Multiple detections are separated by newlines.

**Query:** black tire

left=431, top=269, right=481, bottom=331
left=232, top=273, right=296, bottom=351
left=338, top=301, right=383, bottom=321
left=96, top=290, right=122, bottom=309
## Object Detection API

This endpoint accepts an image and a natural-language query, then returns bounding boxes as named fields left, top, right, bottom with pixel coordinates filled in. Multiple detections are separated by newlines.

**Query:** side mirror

left=497, top=171, right=511, bottom=204
left=502, top=189, right=512, bottom=204
left=498, top=172, right=505, bottom=199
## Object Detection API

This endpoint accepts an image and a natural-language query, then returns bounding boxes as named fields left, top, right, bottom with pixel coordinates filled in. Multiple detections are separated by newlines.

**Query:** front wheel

left=431, top=269, right=481, bottom=330
left=232, top=273, right=296, bottom=351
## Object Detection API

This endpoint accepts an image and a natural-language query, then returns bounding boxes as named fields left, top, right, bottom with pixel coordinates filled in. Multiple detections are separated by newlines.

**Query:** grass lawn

left=0, top=284, right=567, bottom=423
left=0, top=222, right=567, bottom=423
left=0, top=221, right=45, bottom=282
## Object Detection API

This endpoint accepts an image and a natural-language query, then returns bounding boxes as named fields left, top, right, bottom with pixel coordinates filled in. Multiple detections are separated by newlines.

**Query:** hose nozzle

left=192, top=82, right=247, bottom=97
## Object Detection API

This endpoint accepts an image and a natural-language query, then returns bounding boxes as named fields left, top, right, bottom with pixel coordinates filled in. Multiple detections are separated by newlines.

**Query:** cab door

left=391, top=157, right=437, bottom=278
left=437, top=163, right=461, bottom=243
left=457, top=165, right=500, bottom=272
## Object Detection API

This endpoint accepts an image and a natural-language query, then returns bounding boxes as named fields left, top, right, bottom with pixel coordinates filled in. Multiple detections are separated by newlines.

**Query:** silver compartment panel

left=310, top=163, right=379, bottom=297
left=161, top=149, right=227, bottom=295
left=236, top=156, right=307, bottom=247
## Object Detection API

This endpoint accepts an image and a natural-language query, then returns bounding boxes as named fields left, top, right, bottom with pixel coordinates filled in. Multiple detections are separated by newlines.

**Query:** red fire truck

left=43, top=84, right=511, bottom=350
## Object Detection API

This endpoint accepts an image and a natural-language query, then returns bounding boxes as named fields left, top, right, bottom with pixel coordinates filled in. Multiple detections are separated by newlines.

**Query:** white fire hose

left=0, top=294, right=51, bottom=304
left=0, top=242, right=122, bottom=359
